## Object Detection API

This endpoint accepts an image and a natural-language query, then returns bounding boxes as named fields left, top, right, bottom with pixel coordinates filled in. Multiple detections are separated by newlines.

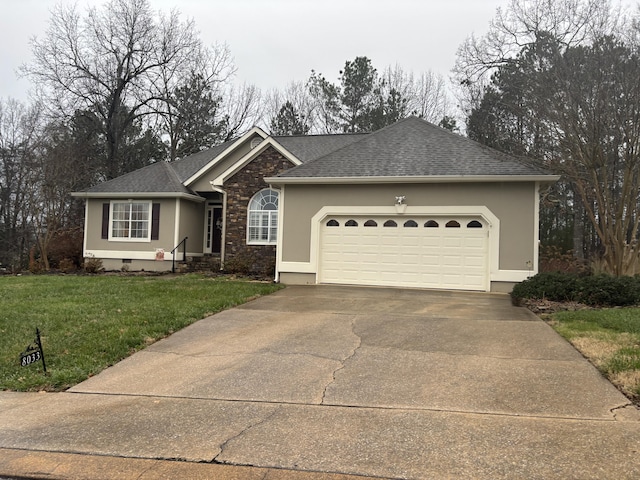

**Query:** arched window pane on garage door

left=404, top=220, right=418, bottom=227
left=384, top=220, right=397, bottom=227
left=247, top=189, right=278, bottom=244
left=326, top=219, right=339, bottom=227
left=467, top=220, right=483, bottom=228
left=345, top=219, right=358, bottom=227
left=425, top=220, right=439, bottom=228
left=446, top=220, right=460, bottom=228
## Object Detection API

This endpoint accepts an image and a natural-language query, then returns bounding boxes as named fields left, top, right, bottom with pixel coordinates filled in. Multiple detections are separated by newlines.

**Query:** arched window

left=467, top=220, right=483, bottom=228
left=345, top=219, right=358, bottom=227
left=424, top=220, right=439, bottom=228
left=326, top=219, right=339, bottom=227
left=384, top=220, right=397, bottom=227
left=247, top=189, right=279, bottom=244
left=364, top=220, right=378, bottom=227
left=403, top=220, right=418, bottom=227
left=446, top=220, right=461, bottom=228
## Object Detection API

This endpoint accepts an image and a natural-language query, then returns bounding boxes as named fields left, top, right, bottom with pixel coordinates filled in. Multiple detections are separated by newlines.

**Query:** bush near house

left=512, top=272, right=640, bottom=307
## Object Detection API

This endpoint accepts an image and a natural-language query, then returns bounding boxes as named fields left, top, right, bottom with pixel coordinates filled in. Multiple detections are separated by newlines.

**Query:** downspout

left=174, top=198, right=180, bottom=262
left=271, top=184, right=284, bottom=283
left=82, top=200, right=89, bottom=257
left=533, top=182, right=540, bottom=277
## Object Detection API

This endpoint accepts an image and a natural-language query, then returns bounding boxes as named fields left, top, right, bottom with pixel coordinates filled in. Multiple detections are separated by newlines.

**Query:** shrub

left=48, top=227, right=84, bottom=269
left=512, top=272, right=640, bottom=307
left=28, top=246, right=44, bottom=274
left=539, top=245, right=589, bottom=274
left=83, top=256, right=104, bottom=274
left=511, top=272, right=579, bottom=305
left=58, top=258, right=76, bottom=273
left=576, top=274, right=640, bottom=307
left=223, top=251, right=258, bottom=275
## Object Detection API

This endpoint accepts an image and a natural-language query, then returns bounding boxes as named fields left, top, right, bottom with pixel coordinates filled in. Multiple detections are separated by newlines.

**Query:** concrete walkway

left=1, top=285, right=639, bottom=479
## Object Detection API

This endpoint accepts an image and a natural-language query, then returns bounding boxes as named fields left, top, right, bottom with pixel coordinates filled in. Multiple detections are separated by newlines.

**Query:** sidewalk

left=0, top=448, right=377, bottom=480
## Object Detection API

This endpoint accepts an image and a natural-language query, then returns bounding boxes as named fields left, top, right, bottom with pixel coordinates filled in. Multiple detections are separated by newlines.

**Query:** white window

left=110, top=201, right=151, bottom=241
left=247, top=189, right=278, bottom=244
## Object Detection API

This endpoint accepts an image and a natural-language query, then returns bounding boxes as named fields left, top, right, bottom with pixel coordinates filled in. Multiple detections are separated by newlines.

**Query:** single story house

left=72, top=116, right=558, bottom=293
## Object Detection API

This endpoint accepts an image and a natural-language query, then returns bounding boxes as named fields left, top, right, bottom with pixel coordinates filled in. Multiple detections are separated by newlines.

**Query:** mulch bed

left=519, top=298, right=595, bottom=315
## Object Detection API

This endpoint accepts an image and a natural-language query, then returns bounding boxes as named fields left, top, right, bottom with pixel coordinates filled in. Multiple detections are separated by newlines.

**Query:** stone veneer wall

left=224, top=146, right=294, bottom=275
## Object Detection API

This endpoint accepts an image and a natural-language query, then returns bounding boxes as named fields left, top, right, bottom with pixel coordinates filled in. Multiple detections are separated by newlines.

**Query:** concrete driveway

left=1, top=285, right=639, bottom=479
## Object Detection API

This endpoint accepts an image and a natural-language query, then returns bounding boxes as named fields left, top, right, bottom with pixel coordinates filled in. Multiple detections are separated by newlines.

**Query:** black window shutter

left=151, top=203, right=160, bottom=240
left=101, top=203, right=110, bottom=239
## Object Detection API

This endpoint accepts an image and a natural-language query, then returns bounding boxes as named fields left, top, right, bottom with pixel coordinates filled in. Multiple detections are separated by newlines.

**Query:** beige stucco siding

left=177, top=199, right=205, bottom=254
left=280, top=182, right=536, bottom=271
left=85, top=198, right=177, bottom=253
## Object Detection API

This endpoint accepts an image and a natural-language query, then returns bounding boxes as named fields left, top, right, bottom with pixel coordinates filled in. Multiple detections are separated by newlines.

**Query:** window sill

left=108, top=237, right=152, bottom=243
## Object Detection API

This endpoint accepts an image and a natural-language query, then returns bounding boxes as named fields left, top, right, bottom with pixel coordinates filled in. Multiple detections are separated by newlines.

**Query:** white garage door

left=319, top=215, right=489, bottom=291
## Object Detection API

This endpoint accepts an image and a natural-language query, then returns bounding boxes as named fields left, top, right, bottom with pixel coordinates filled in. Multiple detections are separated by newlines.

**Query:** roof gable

left=183, top=126, right=269, bottom=186
left=170, top=141, right=234, bottom=183
left=210, top=137, right=303, bottom=187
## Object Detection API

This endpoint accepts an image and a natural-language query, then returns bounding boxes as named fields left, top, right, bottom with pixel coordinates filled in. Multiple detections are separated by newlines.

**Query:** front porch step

left=176, top=255, right=221, bottom=273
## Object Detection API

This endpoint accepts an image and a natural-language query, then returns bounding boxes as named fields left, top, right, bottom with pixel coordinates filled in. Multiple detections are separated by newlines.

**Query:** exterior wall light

left=395, top=195, right=407, bottom=214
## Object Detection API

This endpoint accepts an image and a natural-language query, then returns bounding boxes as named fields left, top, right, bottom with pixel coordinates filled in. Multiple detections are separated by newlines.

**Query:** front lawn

left=0, top=274, right=283, bottom=392
left=549, top=308, right=640, bottom=403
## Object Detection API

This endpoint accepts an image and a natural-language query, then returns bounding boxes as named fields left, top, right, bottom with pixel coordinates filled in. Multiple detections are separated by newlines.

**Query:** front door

left=205, top=205, right=223, bottom=254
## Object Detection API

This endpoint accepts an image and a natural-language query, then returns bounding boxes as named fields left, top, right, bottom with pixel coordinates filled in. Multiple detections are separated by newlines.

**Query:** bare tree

left=453, top=0, right=623, bottom=114
left=459, top=0, right=640, bottom=274
left=264, top=81, right=316, bottom=134
left=22, top=0, right=201, bottom=178
left=0, top=98, right=42, bottom=270
left=547, top=37, right=640, bottom=274
left=219, top=82, right=263, bottom=141
left=390, top=68, right=452, bottom=124
left=154, top=42, right=236, bottom=160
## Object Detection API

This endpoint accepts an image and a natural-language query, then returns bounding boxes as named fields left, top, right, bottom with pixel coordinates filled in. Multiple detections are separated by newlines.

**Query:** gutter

left=263, top=174, right=561, bottom=185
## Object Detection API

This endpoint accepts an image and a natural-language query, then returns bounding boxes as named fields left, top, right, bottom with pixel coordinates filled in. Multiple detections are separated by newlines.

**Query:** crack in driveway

left=321, top=316, right=362, bottom=405
left=212, top=407, right=282, bottom=464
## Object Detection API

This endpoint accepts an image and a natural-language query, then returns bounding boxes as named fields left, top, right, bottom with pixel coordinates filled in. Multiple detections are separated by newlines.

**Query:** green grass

left=551, top=308, right=640, bottom=401
left=0, top=274, right=283, bottom=392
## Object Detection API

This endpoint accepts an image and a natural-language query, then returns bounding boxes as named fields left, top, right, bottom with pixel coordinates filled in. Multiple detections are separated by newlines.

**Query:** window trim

left=247, top=188, right=279, bottom=245
left=108, top=200, right=153, bottom=242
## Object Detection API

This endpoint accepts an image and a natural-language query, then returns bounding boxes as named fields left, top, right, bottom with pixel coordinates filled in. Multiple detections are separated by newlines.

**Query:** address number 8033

left=21, top=351, right=42, bottom=367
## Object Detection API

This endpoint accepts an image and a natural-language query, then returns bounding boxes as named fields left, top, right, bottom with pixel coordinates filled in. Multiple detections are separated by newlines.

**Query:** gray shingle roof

left=274, top=133, right=368, bottom=163
left=82, top=142, right=234, bottom=195
left=80, top=134, right=372, bottom=194
left=79, top=117, right=552, bottom=195
left=85, top=161, right=193, bottom=195
left=276, top=116, right=550, bottom=178
left=170, top=141, right=234, bottom=182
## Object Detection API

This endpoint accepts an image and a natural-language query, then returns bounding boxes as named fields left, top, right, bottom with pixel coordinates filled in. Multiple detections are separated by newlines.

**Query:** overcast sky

left=0, top=0, right=515, bottom=102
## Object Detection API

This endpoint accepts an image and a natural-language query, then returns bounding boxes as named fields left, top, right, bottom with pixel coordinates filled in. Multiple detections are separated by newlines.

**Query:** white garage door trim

left=319, top=214, right=489, bottom=291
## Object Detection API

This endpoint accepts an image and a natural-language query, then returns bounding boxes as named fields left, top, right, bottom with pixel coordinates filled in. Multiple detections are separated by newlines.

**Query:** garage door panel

left=320, top=215, right=488, bottom=291
left=442, top=255, right=463, bottom=266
